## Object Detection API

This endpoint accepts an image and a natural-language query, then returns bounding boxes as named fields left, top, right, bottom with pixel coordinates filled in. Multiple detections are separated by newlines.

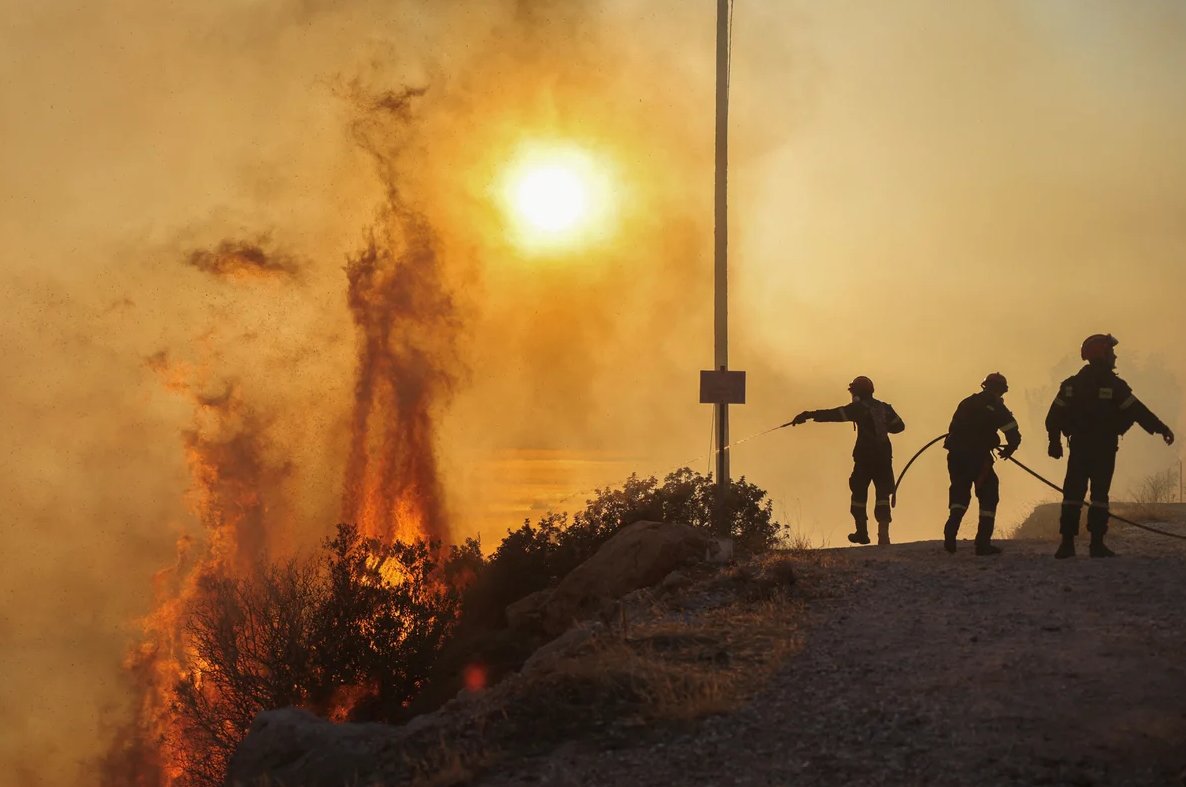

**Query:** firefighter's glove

left=791, top=411, right=811, bottom=426
left=996, top=445, right=1017, bottom=461
left=1162, top=427, right=1175, bottom=446
left=1047, top=439, right=1063, bottom=460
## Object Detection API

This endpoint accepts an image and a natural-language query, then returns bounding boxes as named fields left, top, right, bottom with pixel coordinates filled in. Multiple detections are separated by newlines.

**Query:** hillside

left=231, top=511, right=1186, bottom=787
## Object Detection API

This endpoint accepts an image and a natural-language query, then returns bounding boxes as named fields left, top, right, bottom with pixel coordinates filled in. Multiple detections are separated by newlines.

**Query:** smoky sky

left=3, top=1, right=1186, bottom=784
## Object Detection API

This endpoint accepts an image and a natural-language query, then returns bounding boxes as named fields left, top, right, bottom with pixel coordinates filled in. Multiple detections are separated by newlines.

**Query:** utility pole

left=698, top=0, right=744, bottom=532
left=714, top=0, right=730, bottom=500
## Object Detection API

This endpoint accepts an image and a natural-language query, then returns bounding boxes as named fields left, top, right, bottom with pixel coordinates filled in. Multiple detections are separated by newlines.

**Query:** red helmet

left=848, top=376, right=875, bottom=397
left=981, top=372, right=1008, bottom=393
left=1080, top=333, right=1118, bottom=362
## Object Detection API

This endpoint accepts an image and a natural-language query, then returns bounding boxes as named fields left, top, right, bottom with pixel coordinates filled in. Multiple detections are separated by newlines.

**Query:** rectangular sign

left=699, top=369, right=746, bottom=404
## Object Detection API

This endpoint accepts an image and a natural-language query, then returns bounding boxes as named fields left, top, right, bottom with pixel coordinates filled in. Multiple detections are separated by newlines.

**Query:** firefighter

left=791, top=376, right=905, bottom=546
left=942, top=372, right=1021, bottom=556
left=1046, top=334, right=1175, bottom=558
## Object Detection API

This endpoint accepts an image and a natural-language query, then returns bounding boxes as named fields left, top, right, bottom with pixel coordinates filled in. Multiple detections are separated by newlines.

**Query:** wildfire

left=105, top=87, right=464, bottom=787
left=102, top=359, right=277, bottom=786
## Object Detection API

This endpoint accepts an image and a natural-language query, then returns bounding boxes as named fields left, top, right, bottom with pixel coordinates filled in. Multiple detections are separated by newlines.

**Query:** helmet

left=848, top=376, right=875, bottom=397
left=1080, top=333, right=1118, bottom=362
left=981, top=372, right=1009, bottom=394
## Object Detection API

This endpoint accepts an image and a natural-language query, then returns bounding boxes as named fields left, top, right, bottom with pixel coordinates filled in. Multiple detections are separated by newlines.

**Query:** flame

left=103, top=88, right=463, bottom=787
left=100, top=359, right=280, bottom=786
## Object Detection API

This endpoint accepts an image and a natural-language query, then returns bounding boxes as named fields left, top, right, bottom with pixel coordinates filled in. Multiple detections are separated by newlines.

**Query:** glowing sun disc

left=500, top=145, right=614, bottom=251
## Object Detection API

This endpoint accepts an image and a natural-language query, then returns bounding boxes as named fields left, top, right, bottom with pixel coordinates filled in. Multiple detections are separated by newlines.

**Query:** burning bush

left=169, top=523, right=465, bottom=787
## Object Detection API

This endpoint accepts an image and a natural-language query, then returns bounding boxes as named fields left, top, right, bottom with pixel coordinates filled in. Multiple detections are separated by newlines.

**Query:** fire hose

left=892, top=432, right=1186, bottom=540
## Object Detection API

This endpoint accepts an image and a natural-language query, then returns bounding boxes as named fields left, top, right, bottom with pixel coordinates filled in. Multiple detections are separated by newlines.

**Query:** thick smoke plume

left=340, top=88, right=460, bottom=544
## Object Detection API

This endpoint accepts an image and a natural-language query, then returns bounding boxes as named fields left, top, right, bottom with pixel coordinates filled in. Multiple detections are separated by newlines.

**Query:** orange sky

left=3, top=2, right=1186, bottom=783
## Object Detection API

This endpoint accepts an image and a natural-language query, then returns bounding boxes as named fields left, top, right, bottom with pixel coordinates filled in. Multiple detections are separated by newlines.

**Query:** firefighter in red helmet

left=1046, top=334, right=1175, bottom=558
left=791, top=376, right=906, bottom=545
left=941, top=372, right=1021, bottom=555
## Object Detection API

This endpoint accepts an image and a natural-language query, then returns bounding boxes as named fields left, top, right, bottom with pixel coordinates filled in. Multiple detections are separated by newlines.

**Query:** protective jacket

left=806, top=398, right=905, bottom=463
left=1045, top=364, right=1168, bottom=450
left=945, top=391, right=1021, bottom=456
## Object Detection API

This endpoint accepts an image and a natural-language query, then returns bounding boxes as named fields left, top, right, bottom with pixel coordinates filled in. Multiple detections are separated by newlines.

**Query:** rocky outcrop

left=225, top=708, right=395, bottom=786
left=517, top=519, right=713, bottom=634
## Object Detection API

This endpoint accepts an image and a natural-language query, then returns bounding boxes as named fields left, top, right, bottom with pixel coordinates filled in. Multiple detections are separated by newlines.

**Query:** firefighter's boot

left=876, top=520, right=891, bottom=546
left=1089, top=534, right=1117, bottom=558
left=1054, top=536, right=1075, bottom=560
left=942, top=520, right=959, bottom=553
left=847, top=521, right=870, bottom=545
left=973, top=514, right=999, bottom=556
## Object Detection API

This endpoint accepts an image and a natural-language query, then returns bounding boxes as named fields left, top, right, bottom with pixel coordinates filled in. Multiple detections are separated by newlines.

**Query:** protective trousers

left=1059, top=444, right=1117, bottom=538
left=944, top=451, right=999, bottom=545
left=850, top=458, right=894, bottom=543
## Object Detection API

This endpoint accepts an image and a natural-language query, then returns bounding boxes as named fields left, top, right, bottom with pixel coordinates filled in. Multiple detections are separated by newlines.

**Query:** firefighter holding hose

left=1046, top=334, right=1175, bottom=559
left=941, top=372, right=1021, bottom=556
left=791, top=376, right=906, bottom=546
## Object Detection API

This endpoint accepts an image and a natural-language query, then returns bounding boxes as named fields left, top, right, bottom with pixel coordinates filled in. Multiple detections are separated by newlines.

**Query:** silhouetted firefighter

left=942, top=373, right=1021, bottom=556
left=1046, top=334, right=1176, bottom=559
left=792, top=376, right=905, bottom=545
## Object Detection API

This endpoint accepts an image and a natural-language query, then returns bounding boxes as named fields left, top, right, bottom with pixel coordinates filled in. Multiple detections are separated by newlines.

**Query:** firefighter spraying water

left=790, top=376, right=906, bottom=546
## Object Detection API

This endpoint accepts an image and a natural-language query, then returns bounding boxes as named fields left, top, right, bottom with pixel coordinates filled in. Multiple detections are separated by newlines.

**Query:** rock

left=505, top=588, right=554, bottom=632
left=225, top=708, right=392, bottom=787
left=661, top=570, right=692, bottom=591
left=521, top=624, right=599, bottom=674
left=542, top=520, right=712, bottom=633
left=706, top=537, right=734, bottom=564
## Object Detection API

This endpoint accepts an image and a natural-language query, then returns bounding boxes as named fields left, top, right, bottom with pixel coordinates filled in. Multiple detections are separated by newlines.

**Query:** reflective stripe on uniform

left=1099, top=387, right=1113, bottom=400
left=1119, top=395, right=1137, bottom=410
left=1089, top=501, right=1110, bottom=508
left=850, top=502, right=865, bottom=509
left=1061, top=499, right=1083, bottom=507
left=874, top=498, right=891, bottom=507
left=1000, top=420, right=1018, bottom=432
left=837, top=406, right=849, bottom=419
left=949, top=503, right=968, bottom=511
left=1053, top=398, right=1067, bottom=407
left=979, top=509, right=996, bottom=518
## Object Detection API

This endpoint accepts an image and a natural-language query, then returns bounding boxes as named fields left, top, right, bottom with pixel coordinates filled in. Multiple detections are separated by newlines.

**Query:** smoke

left=184, top=238, right=301, bottom=282
left=3, top=1, right=1186, bottom=784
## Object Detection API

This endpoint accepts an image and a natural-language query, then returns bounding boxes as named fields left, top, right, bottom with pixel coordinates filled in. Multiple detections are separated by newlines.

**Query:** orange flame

left=100, top=359, right=278, bottom=786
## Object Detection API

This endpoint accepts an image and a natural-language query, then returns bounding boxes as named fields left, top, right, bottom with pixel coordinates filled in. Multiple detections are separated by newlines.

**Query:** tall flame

left=101, top=87, right=463, bottom=786
left=101, top=361, right=278, bottom=786
left=340, top=89, right=459, bottom=544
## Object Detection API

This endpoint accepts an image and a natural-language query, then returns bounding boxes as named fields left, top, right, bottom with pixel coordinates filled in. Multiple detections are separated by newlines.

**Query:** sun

left=500, top=144, right=615, bottom=252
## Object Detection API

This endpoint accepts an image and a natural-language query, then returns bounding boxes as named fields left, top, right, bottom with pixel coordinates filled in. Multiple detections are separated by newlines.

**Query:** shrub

left=460, top=468, right=785, bottom=629
left=172, top=524, right=463, bottom=786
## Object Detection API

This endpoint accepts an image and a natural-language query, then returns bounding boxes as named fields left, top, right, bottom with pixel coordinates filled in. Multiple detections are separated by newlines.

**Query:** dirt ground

left=478, top=520, right=1186, bottom=786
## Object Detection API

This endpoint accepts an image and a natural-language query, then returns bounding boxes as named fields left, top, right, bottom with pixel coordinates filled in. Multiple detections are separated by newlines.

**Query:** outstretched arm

left=792, top=405, right=853, bottom=426
left=1121, top=390, right=1175, bottom=445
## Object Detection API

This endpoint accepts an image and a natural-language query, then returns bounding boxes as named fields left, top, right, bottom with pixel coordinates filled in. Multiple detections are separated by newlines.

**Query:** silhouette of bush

left=460, top=468, right=785, bottom=630
left=172, top=523, right=464, bottom=787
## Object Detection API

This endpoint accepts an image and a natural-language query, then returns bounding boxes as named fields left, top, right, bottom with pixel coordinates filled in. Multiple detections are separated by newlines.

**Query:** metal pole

left=714, top=0, right=730, bottom=501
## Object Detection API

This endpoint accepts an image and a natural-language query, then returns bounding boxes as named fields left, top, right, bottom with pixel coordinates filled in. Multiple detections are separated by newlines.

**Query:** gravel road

left=479, top=525, right=1186, bottom=786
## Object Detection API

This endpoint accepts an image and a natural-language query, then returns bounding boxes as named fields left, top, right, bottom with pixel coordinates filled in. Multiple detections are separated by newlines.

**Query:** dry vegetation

left=362, top=550, right=832, bottom=787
